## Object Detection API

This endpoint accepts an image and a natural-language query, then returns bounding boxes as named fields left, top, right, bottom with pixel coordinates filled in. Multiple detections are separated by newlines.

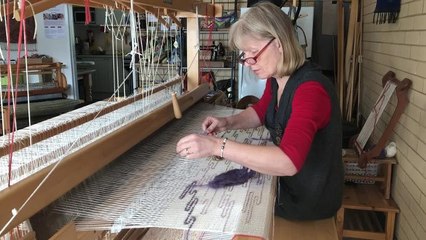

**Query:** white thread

left=50, top=106, right=274, bottom=238
left=0, top=81, right=182, bottom=235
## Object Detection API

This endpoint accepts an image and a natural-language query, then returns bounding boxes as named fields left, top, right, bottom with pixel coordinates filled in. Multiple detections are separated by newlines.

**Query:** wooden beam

left=0, top=1, right=18, bottom=19
left=176, top=2, right=222, bottom=18
left=70, top=0, right=114, bottom=8
left=121, top=0, right=218, bottom=17
left=337, top=0, right=345, bottom=113
left=6, top=0, right=220, bottom=20
left=49, top=222, right=78, bottom=240
left=140, top=6, right=170, bottom=28
left=164, top=9, right=182, bottom=28
left=13, top=0, right=60, bottom=21
left=186, top=17, right=200, bottom=91
left=11, top=0, right=106, bottom=21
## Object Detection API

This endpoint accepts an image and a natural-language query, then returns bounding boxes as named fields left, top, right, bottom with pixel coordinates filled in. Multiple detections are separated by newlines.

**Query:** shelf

left=200, top=28, right=230, bottom=34
left=202, top=67, right=233, bottom=70
left=337, top=184, right=400, bottom=240
left=344, top=209, right=385, bottom=236
left=183, top=28, right=230, bottom=34
left=344, top=175, right=385, bottom=182
left=342, top=148, right=397, bottom=165
left=182, top=67, right=233, bottom=70
left=342, top=184, right=399, bottom=212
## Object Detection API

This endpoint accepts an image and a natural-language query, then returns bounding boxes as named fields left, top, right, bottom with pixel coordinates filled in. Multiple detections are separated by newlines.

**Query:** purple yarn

left=208, top=167, right=256, bottom=189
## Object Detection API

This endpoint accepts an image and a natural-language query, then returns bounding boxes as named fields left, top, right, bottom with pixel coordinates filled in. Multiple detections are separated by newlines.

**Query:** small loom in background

left=351, top=70, right=412, bottom=168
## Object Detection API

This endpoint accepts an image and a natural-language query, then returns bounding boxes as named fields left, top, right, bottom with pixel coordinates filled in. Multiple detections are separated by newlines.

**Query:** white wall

left=35, top=4, right=77, bottom=99
left=362, top=0, right=426, bottom=239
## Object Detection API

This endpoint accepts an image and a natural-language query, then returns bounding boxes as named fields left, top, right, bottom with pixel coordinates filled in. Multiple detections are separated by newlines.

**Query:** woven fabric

left=373, top=0, right=401, bottom=24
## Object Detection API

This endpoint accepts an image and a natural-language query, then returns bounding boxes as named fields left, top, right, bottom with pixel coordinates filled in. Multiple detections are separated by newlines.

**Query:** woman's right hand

left=202, top=116, right=228, bottom=134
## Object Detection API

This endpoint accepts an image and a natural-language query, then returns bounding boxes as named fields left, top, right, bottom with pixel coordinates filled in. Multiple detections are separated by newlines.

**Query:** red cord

left=6, top=0, right=27, bottom=187
left=84, top=0, right=92, bottom=25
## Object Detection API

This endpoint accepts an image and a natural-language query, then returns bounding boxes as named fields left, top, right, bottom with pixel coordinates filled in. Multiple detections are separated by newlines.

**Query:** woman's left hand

left=176, top=133, right=221, bottom=159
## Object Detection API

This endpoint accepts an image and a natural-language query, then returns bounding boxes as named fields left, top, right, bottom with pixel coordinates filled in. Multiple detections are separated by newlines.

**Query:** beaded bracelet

left=220, top=137, right=228, bottom=159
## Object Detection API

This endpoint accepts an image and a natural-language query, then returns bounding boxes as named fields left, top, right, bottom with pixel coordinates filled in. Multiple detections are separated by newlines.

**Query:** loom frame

left=354, top=71, right=412, bottom=168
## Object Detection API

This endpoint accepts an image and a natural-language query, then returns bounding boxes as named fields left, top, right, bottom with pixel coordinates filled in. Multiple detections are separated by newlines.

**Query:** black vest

left=265, top=62, right=344, bottom=220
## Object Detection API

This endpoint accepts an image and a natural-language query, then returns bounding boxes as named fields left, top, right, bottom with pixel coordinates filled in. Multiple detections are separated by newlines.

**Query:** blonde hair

left=229, top=1, right=305, bottom=77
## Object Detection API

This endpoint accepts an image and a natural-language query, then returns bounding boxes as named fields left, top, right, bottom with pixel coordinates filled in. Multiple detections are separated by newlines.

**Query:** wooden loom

left=0, top=0, right=224, bottom=238
left=0, top=62, right=67, bottom=100
left=0, top=62, right=71, bottom=133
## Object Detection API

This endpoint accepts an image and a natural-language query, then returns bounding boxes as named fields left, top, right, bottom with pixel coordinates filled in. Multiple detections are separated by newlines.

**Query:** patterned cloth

left=374, top=0, right=401, bottom=24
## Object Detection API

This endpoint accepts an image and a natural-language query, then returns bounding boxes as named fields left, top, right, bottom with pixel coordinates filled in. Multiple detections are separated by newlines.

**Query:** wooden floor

left=273, top=216, right=338, bottom=240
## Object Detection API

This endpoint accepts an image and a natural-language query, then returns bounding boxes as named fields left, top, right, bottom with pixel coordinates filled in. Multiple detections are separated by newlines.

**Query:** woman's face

left=239, top=36, right=282, bottom=79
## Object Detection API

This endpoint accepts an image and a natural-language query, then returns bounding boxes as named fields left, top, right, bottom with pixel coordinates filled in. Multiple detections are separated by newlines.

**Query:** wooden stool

left=274, top=216, right=338, bottom=240
left=336, top=184, right=399, bottom=240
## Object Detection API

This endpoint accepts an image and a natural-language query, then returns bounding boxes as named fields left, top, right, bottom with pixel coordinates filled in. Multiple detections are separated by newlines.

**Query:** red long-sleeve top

left=252, top=79, right=332, bottom=171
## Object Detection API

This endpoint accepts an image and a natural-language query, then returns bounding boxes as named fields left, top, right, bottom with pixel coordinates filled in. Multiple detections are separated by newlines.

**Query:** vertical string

left=0, top=0, right=5, bottom=135
left=5, top=0, right=13, bottom=140
left=129, top=0, right=137, bottom=97
left=8, top=0, right=28, bottom=187
left=22, top=2, right=32, bottom=147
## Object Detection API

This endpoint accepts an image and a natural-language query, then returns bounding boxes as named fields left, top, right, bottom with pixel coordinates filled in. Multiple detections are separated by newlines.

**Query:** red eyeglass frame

left=238, top=38, right=275, bottom=65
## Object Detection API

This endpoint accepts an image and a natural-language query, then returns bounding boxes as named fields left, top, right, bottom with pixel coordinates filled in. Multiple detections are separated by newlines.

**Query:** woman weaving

left=176, top=2, right=344, bottom=221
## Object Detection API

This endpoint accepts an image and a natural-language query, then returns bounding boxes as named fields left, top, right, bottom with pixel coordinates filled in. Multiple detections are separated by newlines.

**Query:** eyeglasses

left=238, top=38, right=275, bottom=65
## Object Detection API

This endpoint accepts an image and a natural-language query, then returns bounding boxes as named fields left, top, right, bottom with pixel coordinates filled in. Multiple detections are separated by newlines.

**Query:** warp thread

left=373, top=0, right=401, bottom=24
left=208, top=167, right=256, bottom=189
